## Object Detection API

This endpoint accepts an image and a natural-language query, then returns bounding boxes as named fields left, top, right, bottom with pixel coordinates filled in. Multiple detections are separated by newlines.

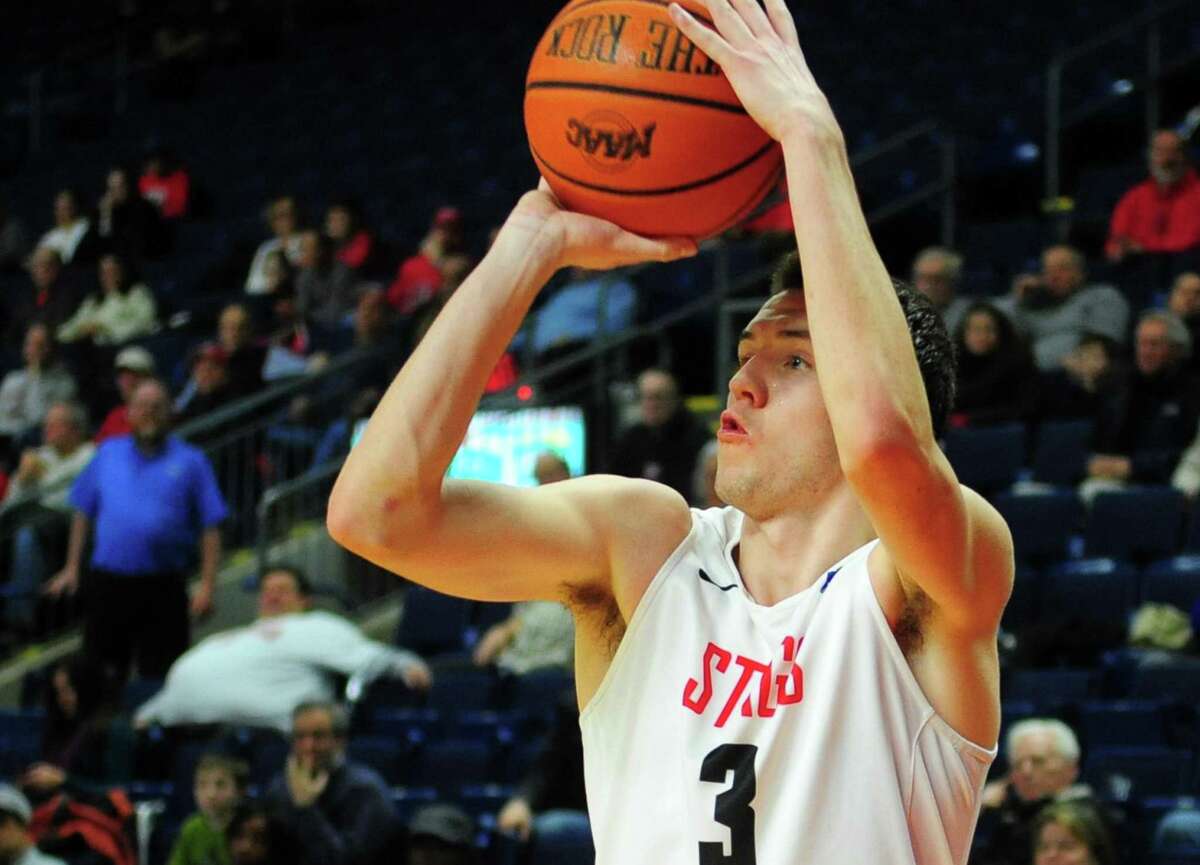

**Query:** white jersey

left=581, top=507, right=995, bottom=865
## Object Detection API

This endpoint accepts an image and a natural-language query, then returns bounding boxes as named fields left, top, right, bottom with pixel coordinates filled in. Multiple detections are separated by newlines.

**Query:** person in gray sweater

left=994, top=245, right=1130, bottom=372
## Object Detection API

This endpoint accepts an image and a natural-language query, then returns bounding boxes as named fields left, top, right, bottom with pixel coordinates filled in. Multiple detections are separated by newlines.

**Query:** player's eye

left=788, top=356, right=811, bottom=370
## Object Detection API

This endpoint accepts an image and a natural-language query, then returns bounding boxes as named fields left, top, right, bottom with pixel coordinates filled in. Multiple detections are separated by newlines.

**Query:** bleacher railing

left=1044, top=0, right=1200, bottom=201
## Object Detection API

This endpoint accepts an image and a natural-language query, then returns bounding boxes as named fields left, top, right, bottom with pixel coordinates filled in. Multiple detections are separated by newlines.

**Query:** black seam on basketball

left=531, top=139, right=778, bottom=196
left=549, top=0, right=716, bottom=30
left=527, top=80, right=745, bottom=115
left=705, top=159, right=784, bottom=236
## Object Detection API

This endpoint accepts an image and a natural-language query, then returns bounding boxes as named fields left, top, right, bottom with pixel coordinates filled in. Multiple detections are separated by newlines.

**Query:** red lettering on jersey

left=682, top=642, right=732, bottom=714
left=683, top=634, right=806, bottom=727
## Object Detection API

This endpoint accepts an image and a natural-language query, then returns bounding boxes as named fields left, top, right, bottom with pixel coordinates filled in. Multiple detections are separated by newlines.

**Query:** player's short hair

left=1006, top=718, right=1081, bottom=765
left=770, top=253, right=956, bottom=439
left=195, top=752, right=249, bottom=789
left=260, top=563, right=313, bottom=596
left=292, top=701, right=350, bottom=738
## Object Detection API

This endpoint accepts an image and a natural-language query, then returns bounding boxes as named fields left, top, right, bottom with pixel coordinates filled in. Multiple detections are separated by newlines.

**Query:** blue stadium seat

left=1083, top=747, right=1194, bottom=799
left=427, top=668, right=499, bottom=714
left=473, top=602, right=514, bottom=632
left=1143, top=556, right=1200, bottom=610
left=1001, top=566, right=1040, bottom=634
left=1079, top=700, right=1169, bottom=749
left=347, top=736, right=406, bottom=785
left=993, top=491, right=1081, bottom=565
left=408, top=738, right=497, bottom=790
left=1043, top=559, right=1138, bottom=629
left=395, top=585, right=474, bottom=657
left=943, top=423, right=1025, bottom=494
left=528, top=811, right=595, bottom=865
left=1004, top=668, right=1098, bottom=706
left=458, top=783, right=515, bottom=819
left=1031, top=420, right=1094, bottom=486
left=504, top=668, right=574, bottom=720
left=1085, top=488, right=1185, bottom=563
left=371, top=708, right=442, bottom=742
left=1132, top=663, right=1200, bottom=704
left=390, top=786, right=439, bottom=825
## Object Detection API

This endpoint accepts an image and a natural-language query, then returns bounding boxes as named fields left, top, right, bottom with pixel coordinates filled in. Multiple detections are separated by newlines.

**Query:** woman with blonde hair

left=1032, top=801, right=1118, bottom=865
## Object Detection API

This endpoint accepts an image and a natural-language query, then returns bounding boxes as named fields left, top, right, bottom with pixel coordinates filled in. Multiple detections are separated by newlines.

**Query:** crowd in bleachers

left=0, top=2, right=1196, bottom=862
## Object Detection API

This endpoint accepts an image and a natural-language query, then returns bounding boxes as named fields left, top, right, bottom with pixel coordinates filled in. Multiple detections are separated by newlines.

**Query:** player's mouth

left=718, top=411, right=749, bottom=442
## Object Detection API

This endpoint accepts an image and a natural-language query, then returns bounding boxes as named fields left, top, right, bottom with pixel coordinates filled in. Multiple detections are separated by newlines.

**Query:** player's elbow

left=838, top=416, right=928, bottom=484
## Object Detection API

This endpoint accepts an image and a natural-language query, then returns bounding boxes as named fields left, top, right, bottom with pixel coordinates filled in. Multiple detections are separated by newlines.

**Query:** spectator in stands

left=134, top=564, right=431, bottom=732
left=1033, top=335, right=1125, bottom=426
left=23, top=658, right=130, bottom=800
left=975, top=719, right=1096, bottom=865
left=95, top=165, right=165, bottom=263
left=950, top=302, right=1036, bottom=427
left=0, top=402, right=94, bottom=630
left=246, top=197, right=303, bottom=295
left=494, top=694, right=586, bottom=846
left=996, top=245, right=1129, bottom=371
left=1085, top=309, right=1200, bottom=489
left=608, top=368, right=710, bottom=499
left=175, top=342, right=237, bottom=427
left=0, top=195, right=29, bottom=272
left=1031, top=801, right=1118, bottom=865
left=5, top=248, right=85, bottom=348
left=94, top=346, right=156, bottom=443
left=1168, top=271, right=1200, bottom=372
left=912, top=246, right=970, bottom=336
left=227, top=803, right=296, bottom=865
left=168, top=753, right=248, bottom=865
left=0, top=783, right=67, bottom=865
left=139, top=147, right=191, bottom=221
left=265, top=701, right=397, bottom=865
left=47, top=378, right=227, bottom=680
left=324, top=200, right=375, bottom=274
left=0, top=325, right=78, bottom=456
left=35, top=188, right=96, bottom=266
left=56, top=252, right=158, bottom=347
left=294, top=230, right=356, bottom=329
left=406, top=804, right=476, bottom=865
left=387, top=206, right=470, bottom=315
left=217, top=303, right=267, bottom=401
left=529, top=267, right=637, bottom=361
left=1106, top=130, right=1200, bottom=265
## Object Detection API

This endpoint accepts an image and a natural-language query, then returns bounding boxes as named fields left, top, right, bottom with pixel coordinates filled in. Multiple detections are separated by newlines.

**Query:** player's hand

left=505, top=181, right=697, bottom=275
left=669, top=0, right=841, bottom=146
left=44, top=567, right=79, bottom=598
left=496, top=797, right=534, bottom=841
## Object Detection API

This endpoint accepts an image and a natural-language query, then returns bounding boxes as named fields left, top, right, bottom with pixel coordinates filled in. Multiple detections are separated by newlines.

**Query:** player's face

left=716, top=291, right=841, bottom=518
left=1009, top=731, right=1076, bottom=801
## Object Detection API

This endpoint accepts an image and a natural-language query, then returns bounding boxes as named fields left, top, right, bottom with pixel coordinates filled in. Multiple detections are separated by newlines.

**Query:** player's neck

left=736, top=487, right=875, bottom=606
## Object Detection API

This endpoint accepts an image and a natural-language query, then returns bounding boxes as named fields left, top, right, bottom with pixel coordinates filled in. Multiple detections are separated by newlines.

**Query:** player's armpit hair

left=565, top=581, right=625, bottom=654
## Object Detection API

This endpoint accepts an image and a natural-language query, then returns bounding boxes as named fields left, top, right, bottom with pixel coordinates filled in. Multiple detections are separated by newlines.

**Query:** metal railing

left=1044, top=0, right=1200, bottom=200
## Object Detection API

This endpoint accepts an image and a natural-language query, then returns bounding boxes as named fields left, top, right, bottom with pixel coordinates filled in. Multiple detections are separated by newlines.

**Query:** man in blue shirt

left=46, top=378, right=227, bottom=679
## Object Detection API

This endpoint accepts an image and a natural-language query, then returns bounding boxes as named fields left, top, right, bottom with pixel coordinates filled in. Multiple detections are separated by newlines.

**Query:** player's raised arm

left=326, top=186, right=695, bottom=603
left=671, top=0, right=1011, bottom=630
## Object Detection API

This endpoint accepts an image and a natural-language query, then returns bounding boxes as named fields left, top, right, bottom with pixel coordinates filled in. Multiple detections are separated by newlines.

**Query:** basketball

left=525, top=0, right=784, bottom=239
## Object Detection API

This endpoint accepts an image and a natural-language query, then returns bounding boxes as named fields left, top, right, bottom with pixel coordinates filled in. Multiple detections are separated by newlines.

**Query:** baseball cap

left=408, top=803, right=474, bottom=847
left=114, top=346, right=156, bottom=374
left=0, top=783, right=32, bottom=825
left=432, top=206, right=462, bottom=229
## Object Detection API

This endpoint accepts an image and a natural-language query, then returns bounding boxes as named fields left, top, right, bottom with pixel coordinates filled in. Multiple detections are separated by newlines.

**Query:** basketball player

left=329, top=1, right=1012, bottom=862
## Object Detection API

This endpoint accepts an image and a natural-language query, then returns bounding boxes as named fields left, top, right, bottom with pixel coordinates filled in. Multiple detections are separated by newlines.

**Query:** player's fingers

left=668, top=2, right=736, bottom=62
left=762, top=0, right=800, bottom=46
left=608, top=229, right=698, bottom=265
left=726, top=0, right=774, bottom=39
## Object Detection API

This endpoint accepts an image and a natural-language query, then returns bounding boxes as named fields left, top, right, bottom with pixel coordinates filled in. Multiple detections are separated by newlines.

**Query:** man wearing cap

left=265, top=701, right=398, bottom=865
left=0, top=783, right=66, bottom=865
left=386, top=206, right=471, bottom=315
left=46, top=378, right=227, bottom=680
left=407, top=804, right=476, bottom=865
left=175, top=342, right=237, bottom=428
left=94, top=345, right=156, bottom=443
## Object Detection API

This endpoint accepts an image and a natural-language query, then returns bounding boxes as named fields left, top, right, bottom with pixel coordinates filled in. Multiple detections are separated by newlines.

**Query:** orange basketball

left=525, top=0, right=783, bottom=239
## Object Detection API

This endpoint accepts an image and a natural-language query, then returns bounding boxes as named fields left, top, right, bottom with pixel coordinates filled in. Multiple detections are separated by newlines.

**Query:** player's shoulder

left=560, top=474, right=693, bottom=538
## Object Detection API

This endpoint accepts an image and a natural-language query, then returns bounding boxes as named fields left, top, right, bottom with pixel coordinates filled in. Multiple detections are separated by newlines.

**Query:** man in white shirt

left=135, top=564, right=432, bottom=732
left=35, top=189, right=94, bottom=266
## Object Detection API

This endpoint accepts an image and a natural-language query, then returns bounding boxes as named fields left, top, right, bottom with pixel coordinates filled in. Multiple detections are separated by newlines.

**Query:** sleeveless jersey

left=580, top=506, right=996, bottom=865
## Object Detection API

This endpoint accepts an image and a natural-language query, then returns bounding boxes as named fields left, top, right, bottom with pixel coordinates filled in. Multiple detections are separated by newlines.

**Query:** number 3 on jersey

left=699, top=744, right=758, bottom=865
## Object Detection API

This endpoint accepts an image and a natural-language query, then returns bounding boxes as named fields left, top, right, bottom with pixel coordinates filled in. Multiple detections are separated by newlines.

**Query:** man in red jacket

left=1106, top=130, right=1200, bottom=263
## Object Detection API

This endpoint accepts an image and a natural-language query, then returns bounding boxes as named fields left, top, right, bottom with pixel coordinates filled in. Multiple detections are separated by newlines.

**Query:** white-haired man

left=976, top=718, right=1097, bottom=865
